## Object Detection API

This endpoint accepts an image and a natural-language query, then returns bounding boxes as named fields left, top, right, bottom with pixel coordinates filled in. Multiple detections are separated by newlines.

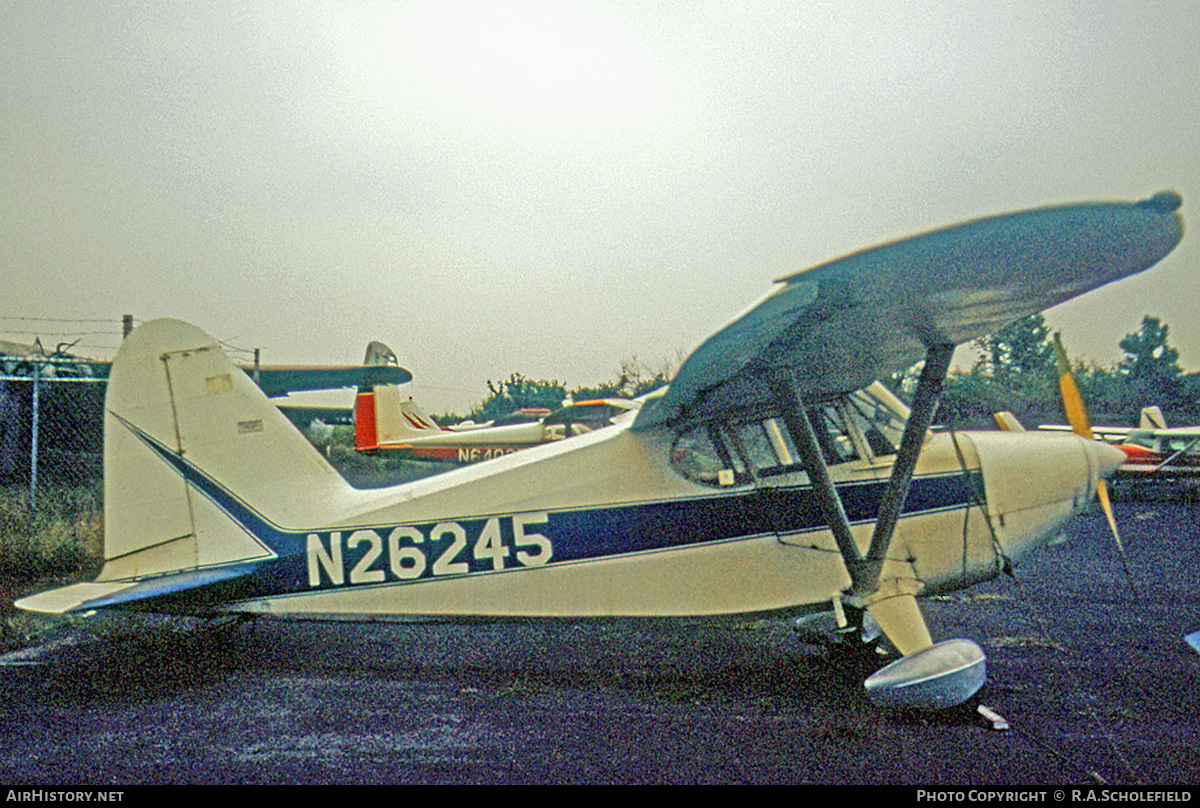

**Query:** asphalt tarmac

left=0, top=498, right=1197, bottom=786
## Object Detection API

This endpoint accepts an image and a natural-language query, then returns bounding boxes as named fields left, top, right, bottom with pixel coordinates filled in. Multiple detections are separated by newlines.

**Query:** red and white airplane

left=1114, top=419, right=1200, bottom=480
left=1035, top=401, right=1200, bottom=480
left=354, top=386, right=640, bottom=463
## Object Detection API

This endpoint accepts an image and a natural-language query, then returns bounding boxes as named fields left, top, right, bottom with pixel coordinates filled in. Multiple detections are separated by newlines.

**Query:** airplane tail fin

left=1139, top=406, right=1167, bottom=430
left=80, top=320, right=353, bottom=590
left=18, top=319, right=358, bottom=613
left=993, top=411, right=1026, bottom=432
left=354, top=342, right=443, bottom=451
left=355, top=384, right=444, bottom=450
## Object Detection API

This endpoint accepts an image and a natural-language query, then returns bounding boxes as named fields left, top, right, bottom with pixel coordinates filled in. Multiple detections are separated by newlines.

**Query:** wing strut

left=766, top=368, right=864, bottom=578
left=767, top=344, right=989, bottom=710
left=766, top=343, right=954, bottom=599
left=859, top=343, right=955, bottom=596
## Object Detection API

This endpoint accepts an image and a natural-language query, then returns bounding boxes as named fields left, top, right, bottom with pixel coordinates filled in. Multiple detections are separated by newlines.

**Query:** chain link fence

left=0, top=355, right=107, bottom=586
left=1, top=356, right=107, bottom=501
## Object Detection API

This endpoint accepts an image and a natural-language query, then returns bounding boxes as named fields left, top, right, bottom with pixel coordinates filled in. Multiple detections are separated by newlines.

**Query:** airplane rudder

left=102, top=319, right=208, bottom=571
left=355, top=388, right=379, bottom=451
left=1140, top=406, right=1166, bottom=430
left=103, top=320, right=349, bottom=576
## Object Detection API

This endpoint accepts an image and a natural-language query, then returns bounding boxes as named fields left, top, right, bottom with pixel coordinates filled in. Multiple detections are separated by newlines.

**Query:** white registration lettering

left=347, top=530, right=385, bottom=584
left=307, top=532, right=343, bottom=586
left=513, top=512, right=552, bottom=566
left=473, top=517, right=509, bottom=570
left=306, top=514, right=554, bottom=588
left=431, top=522, right=469, bottom=575
left=387, top=526, right=426, bottom=579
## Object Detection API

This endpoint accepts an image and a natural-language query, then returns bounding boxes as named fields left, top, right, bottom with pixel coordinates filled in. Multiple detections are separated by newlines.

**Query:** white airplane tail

left=355, top=385, right=443, bottom=450
left=993, top=411, right=1026, bottom=432
left=1139, top=406, right=1167, bottom=430
left=99, top=319, right=353, bottom=581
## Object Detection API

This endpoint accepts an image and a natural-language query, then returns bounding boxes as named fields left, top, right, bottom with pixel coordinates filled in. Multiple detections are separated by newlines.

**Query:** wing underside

left=635, top=193, right=1184, bottom=429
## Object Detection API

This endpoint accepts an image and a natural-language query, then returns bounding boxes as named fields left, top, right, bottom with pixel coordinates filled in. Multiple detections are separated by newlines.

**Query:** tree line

left=441, top=314, right=1200, bottom=432
left=919, top=314, right=1200, bottom=429
left=437, top=355, right=676, bottom=425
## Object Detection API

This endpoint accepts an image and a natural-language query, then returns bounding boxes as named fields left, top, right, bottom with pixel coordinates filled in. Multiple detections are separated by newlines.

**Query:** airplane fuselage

left=110, top=410, right=1117, bottom=621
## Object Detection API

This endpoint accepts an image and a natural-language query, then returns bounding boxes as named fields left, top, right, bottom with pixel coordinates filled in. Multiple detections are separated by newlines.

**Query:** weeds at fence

left=0, top=483, right=103, bottom=583
left=0, top=483, right=104, bottom=652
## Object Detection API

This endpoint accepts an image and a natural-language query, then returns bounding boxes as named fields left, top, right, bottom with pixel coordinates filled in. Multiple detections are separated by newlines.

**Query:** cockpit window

left=733, top=421, right=783, bottom=471
left=671, top=426, right=735, bottom=486
left=671, top=416, right=807, bottom=486
left=810, top=405, right=859, bottom=464
left=846, top=392, right=901, bottom=456
left=1164, top=436, right=1199, bottom=453
left=1124, top=430, right=1155, bottom=449
left=669, top=390, right=893, bottom=487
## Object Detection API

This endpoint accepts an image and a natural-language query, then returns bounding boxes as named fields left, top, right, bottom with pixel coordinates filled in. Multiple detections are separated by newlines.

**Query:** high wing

left=634, top=192, right=1185, bottom=429
left=248, top=362, right=411, bottom=398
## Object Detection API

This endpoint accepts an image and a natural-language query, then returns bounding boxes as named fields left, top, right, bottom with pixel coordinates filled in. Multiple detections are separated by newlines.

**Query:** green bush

left=0, top=484, right=103, bottom=582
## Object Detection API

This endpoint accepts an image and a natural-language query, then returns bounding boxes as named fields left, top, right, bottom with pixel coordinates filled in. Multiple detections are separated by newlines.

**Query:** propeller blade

left=1052, top=333, right=1094, bottom=439
left=1053, top=333, right=1137, bottom=596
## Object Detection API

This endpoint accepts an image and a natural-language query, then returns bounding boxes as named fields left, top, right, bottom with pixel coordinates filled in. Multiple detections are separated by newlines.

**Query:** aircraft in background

left=249, top=340, right=409, bottom=398
left=0, top=336, right=411, bottom=399
left=268, top=341, right=411, bottom=428
left=1059, top=403, right=1200, bottom=481
left=15, top=192, right=1185, bottom=712
left=1035, top=405, right=1168, bottom=444
left=1026, top=375, right=1200, bottom=482
left=354, top=385, right=640, bottom=463
left=1115, top=423, right=1200, bottom=480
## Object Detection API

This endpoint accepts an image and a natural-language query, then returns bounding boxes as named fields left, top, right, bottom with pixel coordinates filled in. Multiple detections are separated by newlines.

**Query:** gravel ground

left=0, top=499, right=1197, bottom=785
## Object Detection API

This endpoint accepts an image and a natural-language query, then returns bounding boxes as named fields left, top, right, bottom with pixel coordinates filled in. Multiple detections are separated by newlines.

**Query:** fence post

left=30, top=360, right=39, bottom=504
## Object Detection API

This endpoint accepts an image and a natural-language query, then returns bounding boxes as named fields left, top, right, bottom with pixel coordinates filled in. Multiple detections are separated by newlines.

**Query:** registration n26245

left=306, top=512, right=552, bottom=587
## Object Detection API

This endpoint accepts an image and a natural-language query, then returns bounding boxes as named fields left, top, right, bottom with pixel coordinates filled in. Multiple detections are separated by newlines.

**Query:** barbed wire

left=0, top=316, right=261, bottom=361
left=0, top=316, right=123, bottom=325
left=1, top=330, right=122, bottom=339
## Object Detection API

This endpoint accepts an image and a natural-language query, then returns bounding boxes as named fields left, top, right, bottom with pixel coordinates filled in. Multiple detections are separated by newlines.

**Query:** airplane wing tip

left=1137, top=190, right=1182, bottom=214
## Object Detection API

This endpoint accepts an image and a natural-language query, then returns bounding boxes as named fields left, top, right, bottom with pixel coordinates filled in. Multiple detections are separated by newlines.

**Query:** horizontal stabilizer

left=14, top=563, right=260, bottom=615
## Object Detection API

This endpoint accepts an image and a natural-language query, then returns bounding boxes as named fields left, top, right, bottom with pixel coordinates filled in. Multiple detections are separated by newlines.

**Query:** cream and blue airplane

left=15, top=192, right=1186, bottom=711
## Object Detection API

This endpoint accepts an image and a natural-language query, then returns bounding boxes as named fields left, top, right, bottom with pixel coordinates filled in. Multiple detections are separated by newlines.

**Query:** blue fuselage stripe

left=117, top=418, right=982, bottom=610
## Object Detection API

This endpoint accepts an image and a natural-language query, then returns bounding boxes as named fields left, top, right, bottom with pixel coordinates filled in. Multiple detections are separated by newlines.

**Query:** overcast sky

left=3, top=1, right=1197, bottom=413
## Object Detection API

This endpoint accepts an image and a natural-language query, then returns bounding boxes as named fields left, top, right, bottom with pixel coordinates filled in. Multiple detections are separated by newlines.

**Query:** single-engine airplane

left=0, top=336, right=411, bottom=396
left=1042, top=405, right=1200, bottom=480
left=1114, top=424, right=1200, bottom=480
left=270, top=341, right=411, bottom=428
left=354, top=386, right=640, bottom=463
left=1035, top=405, right=1169, bottom=443
left=1025, top=347, right=1200, bottom=481
left=15, top=192, right=1185, bottom=711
